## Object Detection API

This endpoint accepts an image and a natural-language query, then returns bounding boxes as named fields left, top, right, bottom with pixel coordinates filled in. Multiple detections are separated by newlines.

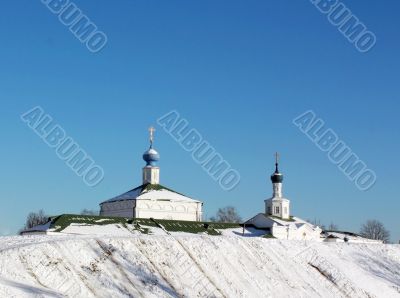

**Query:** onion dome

left=143, top=148, right=160, bottom=166
left=143, top=126, right=160, bottom=166
left=270, top=152, right=283, bottom=183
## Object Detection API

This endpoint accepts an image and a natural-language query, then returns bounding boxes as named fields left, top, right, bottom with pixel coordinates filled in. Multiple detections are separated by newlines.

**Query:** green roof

left=49, top=214, right=242, bottom=235
left=101, top=183, right=187, bottom=204
left=269, top=215, right=295, bottom=222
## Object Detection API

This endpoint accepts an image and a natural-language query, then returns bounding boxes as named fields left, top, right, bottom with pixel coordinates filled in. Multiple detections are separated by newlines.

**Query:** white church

left=99, top=127, right=321, bottom=240
left=99, top=127, right=203, bottom=221
left=245, top=154, right=323, bottom=241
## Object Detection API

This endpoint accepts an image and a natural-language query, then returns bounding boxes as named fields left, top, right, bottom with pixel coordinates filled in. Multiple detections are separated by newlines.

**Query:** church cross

left=275, top=152, right=279, bottom=165
left=274, top=152, right=280, bottom=173
left=149, top=126, right=156, bottom=147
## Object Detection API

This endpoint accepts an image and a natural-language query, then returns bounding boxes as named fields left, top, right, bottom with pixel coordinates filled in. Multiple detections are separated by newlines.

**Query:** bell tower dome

left=142, top=126, right=160, bottom=185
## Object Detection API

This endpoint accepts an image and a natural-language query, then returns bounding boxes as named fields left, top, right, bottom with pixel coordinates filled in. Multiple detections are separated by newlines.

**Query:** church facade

left=245, top=154, right=322, bottom=241
left=99, top=128, right=203, bottom=221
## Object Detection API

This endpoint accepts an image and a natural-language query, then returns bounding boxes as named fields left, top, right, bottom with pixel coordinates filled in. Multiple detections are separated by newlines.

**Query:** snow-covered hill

left=0, top=234, right=399, bottom=297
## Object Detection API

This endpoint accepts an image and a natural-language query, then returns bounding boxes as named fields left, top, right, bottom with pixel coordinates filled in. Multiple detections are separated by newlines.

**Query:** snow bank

left=0, top=235, right=399, bottom=297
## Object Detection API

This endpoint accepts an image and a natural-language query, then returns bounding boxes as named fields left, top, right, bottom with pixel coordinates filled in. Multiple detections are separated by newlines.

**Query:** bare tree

left=306, top=219, right=337, bottom=231
left=80, top=209, right=98, bottom=216
left=307, top=218, right=326, bottom=230
left=209, top=206, right=242, bottom=223
left=328, top=222, right=338, bottom=231
left=360, top=220, right=390, bottom=242
left=23, top=210, right=49, bottom=230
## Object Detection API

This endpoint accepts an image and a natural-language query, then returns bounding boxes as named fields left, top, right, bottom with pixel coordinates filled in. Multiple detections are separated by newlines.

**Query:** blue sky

left=0, top=1, right=399, bottom=241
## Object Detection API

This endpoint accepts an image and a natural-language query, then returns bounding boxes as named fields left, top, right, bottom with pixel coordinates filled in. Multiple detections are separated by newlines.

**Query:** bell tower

left=265, top=153, right=290, bottom=219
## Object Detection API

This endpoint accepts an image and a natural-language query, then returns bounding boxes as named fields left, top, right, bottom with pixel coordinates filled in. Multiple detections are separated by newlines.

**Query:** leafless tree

left=328, top=222, right=338, bottom=231
left=307, top=218, right=326, bottom=230
left=23, top=210, right=49, bottom=230
left=80, top=209, right=98, bottom=216
left=360, top=220, right=390, bottom=242
left=209, top=206, right=242, bottom=223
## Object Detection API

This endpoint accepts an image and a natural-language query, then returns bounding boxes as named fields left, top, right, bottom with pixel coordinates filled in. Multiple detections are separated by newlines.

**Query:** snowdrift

left=0, top=235, right=399, bottom=297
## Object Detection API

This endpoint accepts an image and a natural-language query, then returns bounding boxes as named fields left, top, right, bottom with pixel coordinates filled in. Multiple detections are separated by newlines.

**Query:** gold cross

left=149, top=126, right=155, bottom=145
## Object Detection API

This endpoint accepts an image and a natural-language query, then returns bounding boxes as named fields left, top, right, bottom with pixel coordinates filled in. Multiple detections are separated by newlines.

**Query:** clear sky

left=0, top=1, right=399, bottom=241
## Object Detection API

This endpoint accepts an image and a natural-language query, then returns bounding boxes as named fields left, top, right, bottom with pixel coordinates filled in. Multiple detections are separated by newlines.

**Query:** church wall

left=265, top=197, right=290, bottom=219
left=136, top=200, right=202, bottom=221
left=100, top=200, right=136, bottom=218
left=100, top=200, right=203, bottom=221
left=271, top=226, right=289, bottom=239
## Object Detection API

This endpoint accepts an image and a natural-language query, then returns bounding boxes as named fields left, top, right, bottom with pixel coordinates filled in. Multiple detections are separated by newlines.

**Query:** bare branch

left=360, top=220, right=390, bottom=242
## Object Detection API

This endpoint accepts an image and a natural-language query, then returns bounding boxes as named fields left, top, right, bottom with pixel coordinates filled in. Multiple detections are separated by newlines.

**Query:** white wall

left=136, top=200, right=202, bottom=221
left=271, top=225, right=322, bottom=241
left=142, top=167, right=160, bottom=184
left=100, top=199, right=203, bottom=222
left=265, top=198, right=290, bottom=219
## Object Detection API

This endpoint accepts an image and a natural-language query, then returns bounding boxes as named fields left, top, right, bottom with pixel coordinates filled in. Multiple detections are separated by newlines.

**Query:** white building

left=99, top=127, right=203, bottom=221
left=245, top=154, right=322, bottom=241
left=265, top=156, right=290, bottom=220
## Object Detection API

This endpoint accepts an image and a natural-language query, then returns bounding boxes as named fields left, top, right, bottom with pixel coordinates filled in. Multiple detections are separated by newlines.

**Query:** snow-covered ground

left=0, top=234, right=399, bottom=297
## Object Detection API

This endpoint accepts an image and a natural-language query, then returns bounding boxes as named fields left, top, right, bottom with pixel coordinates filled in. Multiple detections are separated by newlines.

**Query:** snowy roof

left=271, top=216, right=313, bottom=227
left=100, top=183, right=201, bottom=204
left=324, top=231, right=382, bottom=243
left=245, top=213, right=321, bottom=231
left=20, top=221, right=52, bottom=234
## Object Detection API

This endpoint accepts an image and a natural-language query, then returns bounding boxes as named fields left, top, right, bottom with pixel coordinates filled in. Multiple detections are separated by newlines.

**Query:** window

left=268, top=207, right=271, bottom=214
left=275, top=206, right=280, bottom=214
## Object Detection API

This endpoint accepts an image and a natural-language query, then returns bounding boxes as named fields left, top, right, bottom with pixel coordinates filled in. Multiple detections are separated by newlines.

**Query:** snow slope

left=0, top=234, right=399, bottom=298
